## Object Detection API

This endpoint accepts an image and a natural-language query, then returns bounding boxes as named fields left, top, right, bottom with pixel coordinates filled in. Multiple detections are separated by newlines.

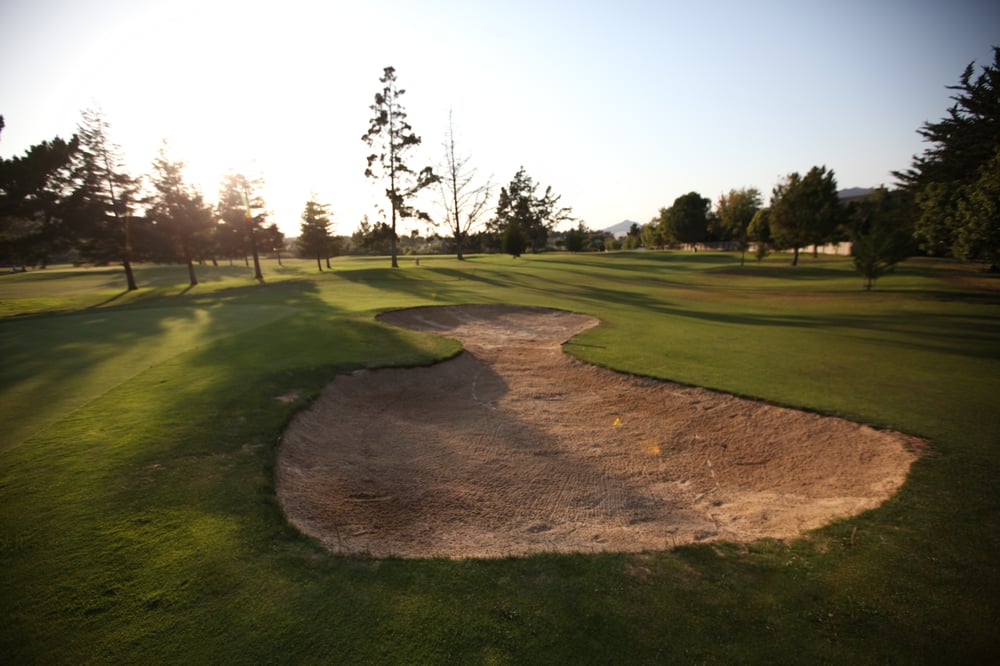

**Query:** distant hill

left=838, top=187, right=873, bottom=201
left=603, top=220, right=639, bottom=237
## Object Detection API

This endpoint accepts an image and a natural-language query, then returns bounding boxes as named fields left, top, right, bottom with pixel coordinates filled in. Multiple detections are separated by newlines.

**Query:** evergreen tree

left=146, top=141, right=213, bottom=286
left=490, top=167, right=573, bottom=254
left=217, top=171, right=266, bottom=280
left=361, top=66, right=438, bottom=268
left=846, top=188, right=916, bottom=290
left=896, top=48, right=1000, bottom=269
left=65, top=108, right=140, bottom=289
left=954, top=148, right=1000, bottom=270
left=0, top=130, right=78, bottom=266
left=298, top=195, right=333, bottom=271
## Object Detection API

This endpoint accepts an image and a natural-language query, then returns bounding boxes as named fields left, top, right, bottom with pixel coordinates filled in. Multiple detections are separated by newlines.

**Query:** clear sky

left=1, top=0, right=997, bottom=237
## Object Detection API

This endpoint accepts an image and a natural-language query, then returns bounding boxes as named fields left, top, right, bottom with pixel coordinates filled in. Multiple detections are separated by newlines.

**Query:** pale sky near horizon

left=1, top=0, right=997, bottom=237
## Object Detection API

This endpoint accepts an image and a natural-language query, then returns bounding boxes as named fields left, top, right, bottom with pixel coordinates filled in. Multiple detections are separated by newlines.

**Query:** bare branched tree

left=437, top=111, right=492, bottom=260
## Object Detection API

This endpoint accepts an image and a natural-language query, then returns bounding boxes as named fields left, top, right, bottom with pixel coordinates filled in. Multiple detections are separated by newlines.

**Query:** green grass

left=1, top=252, right=998, bottom=663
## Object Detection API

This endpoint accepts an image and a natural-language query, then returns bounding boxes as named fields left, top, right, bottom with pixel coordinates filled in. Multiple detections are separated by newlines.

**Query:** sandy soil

left=276, top=304, right=923, bottom=559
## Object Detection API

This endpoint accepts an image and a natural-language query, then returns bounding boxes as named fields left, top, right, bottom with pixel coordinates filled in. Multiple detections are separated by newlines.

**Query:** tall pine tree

left=361, top=66, right=438, bottom=268
left=65, top=108, right=139, bottom=290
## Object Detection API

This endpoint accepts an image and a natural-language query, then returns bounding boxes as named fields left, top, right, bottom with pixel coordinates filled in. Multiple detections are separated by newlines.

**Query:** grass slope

left=1, top=253, right=998, bottom=663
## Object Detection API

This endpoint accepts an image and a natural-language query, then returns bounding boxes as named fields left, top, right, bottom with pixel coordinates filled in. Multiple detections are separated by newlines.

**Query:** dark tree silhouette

left=66, top=108, right=139, bottom=290
left=361, top=66, right=438, bottom=268
left=146, top=141, right=213, bottom=286
left=0, top=128, right=78, bottom=267
left=299, top=195, right=333, bottom=271
left=217, top=171, right=266, bottom=281
left=490, top=167, right=573, bottom=254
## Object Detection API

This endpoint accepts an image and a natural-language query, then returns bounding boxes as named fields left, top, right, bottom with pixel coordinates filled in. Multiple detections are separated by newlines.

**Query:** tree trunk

left=121, top=210, right=137, bottom=290
left=123, top=258, right=138, bottom=291
left=325, top=256, right=331, bottom=269
left=183, top=239, right=198, bottom=286
left=390, top=206, right=399, bottom=268
left=316, top=255, right=323, bottom=272
left=247, top=223, right=263, bottom=282
left=792, top=246, right=800, bottom=266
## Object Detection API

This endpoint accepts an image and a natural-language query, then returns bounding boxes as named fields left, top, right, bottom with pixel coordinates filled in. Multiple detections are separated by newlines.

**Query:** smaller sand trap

left=277, top=305, right=923, bottom=558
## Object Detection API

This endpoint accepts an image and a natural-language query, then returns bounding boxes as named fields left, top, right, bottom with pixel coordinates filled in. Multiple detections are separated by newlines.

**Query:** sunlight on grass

left=1, top=254, right=998, bottom=662
left=0, top=303, right=297, bottom=450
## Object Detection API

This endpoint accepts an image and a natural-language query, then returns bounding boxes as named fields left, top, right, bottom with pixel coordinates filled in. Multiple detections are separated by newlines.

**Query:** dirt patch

left=276, top=304, right=923, bottom=559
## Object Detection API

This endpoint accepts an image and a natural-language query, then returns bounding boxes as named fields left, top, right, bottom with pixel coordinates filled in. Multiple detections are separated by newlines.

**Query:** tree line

left=0, top=109, right=284, bottom=288
left=337, top=53, right=1000, bottom=287
left=4, top=49, right=998, bottom=289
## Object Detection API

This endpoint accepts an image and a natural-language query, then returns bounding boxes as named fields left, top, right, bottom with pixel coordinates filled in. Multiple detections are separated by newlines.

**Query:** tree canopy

left=0, top=132, right=77, bottom=267
left=217, top=172, right=267, bottom=280
left=769, top=166, right=841, bottom=266
left=845, top=187, right=917, bottom=290
left=897, top=47, right=1000, bottom=270
left=717, top=188, right=762, bottom=266
left=145, top=141, right=213, bottom=286
left=490, top=167, right=573, bottom=254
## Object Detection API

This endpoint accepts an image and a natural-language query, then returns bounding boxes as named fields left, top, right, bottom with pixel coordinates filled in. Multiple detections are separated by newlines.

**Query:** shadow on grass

left=0, top=280, right=334, bottom=451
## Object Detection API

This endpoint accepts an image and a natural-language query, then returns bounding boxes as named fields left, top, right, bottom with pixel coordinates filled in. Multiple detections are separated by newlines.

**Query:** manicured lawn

left=2, top=253, right=998, bottom=663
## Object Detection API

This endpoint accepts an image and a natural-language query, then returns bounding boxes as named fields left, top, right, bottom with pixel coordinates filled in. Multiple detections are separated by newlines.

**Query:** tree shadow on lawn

left=333, top=260, right=1000, bottom=366
left=0, top=280, right=337, bottom=452
left=422, top=266, right=518, bottom=290
left=537, top=251, right=744, bottom=269
left=566, top=281, right=1000, bottom=363
left=334, top=264, right=528, bottom=304
left=706, top=263, right=853, bottom=281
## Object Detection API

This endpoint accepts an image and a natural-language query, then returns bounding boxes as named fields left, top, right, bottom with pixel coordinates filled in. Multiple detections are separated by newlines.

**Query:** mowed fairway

left=1, top=253, right=998, bottom=663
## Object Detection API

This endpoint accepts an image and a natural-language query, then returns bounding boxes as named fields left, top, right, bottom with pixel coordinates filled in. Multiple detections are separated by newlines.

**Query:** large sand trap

left=276, top=305, right=923, bottom=559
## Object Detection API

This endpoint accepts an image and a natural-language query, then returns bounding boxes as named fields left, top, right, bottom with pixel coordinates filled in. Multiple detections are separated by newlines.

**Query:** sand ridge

left=276, top=304, right=922, bottom=559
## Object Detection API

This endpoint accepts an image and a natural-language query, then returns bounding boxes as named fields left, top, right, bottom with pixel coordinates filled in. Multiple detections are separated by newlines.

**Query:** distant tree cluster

left=629, top=47, right=1000, bottom=286
left=6, top=51, right=997, bottom=288
left=636, top=166, right=918, bottom=287
left=0, top=109, right=284, bottom=288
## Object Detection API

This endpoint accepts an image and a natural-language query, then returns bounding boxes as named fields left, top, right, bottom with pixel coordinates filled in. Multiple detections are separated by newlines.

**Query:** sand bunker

left=276, top=305, right=922, bottom=559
